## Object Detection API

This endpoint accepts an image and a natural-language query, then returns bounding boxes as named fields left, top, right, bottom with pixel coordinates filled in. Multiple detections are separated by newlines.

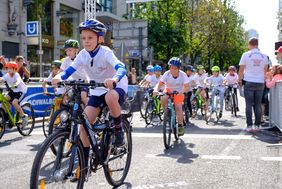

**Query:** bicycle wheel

left=42, top=106, right=53, bottom=138
left=144, top=100, right=153, bottom=125
left=104, top=119, right=132, bottom=187
left=232, top=93, right=237, bottom=117
left=30, top=130, right=85, bottom=189
left=183, top=104, right=189, bottom=126
left=191, top=97, right=198, bottom=118
left=48, top=107, right=70, bottom=136
left=140, top=98, right=148, bottom=119
left=17, top=102, right=35, bottom=136
left=0, top=109, right=6, bottom=139
left=163, top=109, right=172, bottom=149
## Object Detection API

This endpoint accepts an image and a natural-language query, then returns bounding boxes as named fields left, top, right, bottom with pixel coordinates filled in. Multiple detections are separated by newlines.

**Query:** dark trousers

left=185, top=91, right=193, bottom=115
left=244, top=82, right=265, bottom=126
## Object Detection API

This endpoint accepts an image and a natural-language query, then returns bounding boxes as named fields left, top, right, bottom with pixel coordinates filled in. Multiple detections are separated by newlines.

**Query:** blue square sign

left=26, top=21, right=39, bottom=36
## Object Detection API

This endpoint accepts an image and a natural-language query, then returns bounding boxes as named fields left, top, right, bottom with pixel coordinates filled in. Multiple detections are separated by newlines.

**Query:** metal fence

left=269, top=81, right=282, bottom=130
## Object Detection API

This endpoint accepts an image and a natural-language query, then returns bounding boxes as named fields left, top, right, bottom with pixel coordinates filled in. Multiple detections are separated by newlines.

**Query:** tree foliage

left=128, top=0, right=247, bottom=70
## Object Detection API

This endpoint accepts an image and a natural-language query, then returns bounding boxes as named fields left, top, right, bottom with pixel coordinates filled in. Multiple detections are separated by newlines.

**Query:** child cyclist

left=194, top=65, right=208, bottom=102
left=0, top=62, right=28, bottom=126
left=205, top=66, right=225, bottom=118
left=224, top=65, right=239, bottom=111
left=52, top=18, right=128, bottom=168
left=142, top=65, right=163, bottom=88
left=153, top=57, right=189, bottom=136
left=61, top=39, right=89, bottom=105
left=42, top=60, right=64, bottom=96
left=139, top=65, right=154, bottom=87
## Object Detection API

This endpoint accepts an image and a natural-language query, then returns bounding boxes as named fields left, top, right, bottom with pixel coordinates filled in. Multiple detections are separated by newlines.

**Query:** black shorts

left=8, top=91, right=24, bottom=102
left=87, top=88, right=126, bottom=108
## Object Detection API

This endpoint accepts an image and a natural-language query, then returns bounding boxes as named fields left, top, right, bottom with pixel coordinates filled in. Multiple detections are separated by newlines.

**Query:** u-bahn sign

left=26, top=21, right=39, bottom=37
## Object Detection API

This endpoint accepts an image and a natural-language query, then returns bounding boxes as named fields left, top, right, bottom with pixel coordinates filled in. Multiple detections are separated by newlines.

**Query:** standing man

left=238, top=37, right=269, bottom=132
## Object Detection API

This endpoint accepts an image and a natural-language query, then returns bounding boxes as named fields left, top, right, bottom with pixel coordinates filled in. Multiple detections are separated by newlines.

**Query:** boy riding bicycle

left=53, top=19, right=128, bottom=167
left=0, top=62, right=28, bottom=126
left=61, top=39, right=89, bottom=106
left=224, top=65, right=239, bottom=111
left=153, top=57, right=189, bottom=136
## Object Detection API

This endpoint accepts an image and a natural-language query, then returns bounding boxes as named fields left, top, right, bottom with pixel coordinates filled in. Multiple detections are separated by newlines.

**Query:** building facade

left=0, top=0, right=148, bottom=77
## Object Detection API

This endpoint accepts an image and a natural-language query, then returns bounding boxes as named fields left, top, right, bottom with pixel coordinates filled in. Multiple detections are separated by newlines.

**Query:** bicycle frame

left=0, top=92, right=18, bottom=126
left=152, top=96, right=161, bottom=114
left=167, top=95, right=176, bottom=130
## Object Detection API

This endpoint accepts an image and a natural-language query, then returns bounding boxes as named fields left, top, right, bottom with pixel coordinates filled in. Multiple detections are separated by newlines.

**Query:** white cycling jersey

left=3, top=73, right=27, bottom=94
left=61, top=57, right=88, bottom=81
left=68, top=46, right=128, bottom=96
left=146, top=74, right=161, bottom=88
left=194, top=73, right=207, bottom=88
left=160, top=70, right=189, bottom=92
left=45, top=73, right=65, bottom=95
left=206, top=74, right=225, bottom=91
left=225, top=73, right=238, bottom=86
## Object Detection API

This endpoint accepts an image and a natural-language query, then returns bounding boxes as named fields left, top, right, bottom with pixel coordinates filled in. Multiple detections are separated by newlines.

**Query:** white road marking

left=29, top=131, right=254, bottom=140
left=219, top=130, right=246, bottom=156
left=201, top=155, right=241, bottom=160
left=261, top=157, right=282, bottom=161
left=145, top=154, right=183, bottom=159
left=132, top=133, right=254, bottom=140
left=132, top=181, right=189, bottom=189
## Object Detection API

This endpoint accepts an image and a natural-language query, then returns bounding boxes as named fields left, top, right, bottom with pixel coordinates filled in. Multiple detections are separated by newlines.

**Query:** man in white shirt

left=238, top=37, right=268, bottom=132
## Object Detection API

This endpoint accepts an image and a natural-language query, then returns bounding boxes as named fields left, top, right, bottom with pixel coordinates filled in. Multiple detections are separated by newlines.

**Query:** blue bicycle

left=161, top=91, right=179, bottom=149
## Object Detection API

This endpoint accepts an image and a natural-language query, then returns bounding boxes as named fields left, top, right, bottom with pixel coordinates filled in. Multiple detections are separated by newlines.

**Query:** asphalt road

left=0, top=96, right=282, bottom=189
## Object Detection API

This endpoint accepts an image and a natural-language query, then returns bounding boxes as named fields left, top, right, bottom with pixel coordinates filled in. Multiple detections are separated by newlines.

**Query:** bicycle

left=208, top=88, right=221, bottom=123
left=0, top=87, right=35, bottom=139
left=139, top=87, right=152, bottom=119
left=122, top=89, right=137, bottom=123
left=161, top=91, right=182, bottom=149
left=183, top=93, right=190, bottom=126
left=144, top=94, right=163, bottom=125
left=191, top=87, right=209, bottom=122
left=42, top=93, right=63, bottom=137
left=225, top=84, right=238, bottom=117
left=30, top=80, right=132, bottom=188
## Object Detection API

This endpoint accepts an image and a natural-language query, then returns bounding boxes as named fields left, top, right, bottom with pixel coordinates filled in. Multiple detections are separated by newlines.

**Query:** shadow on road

left=0, top=136, right=24, bottom=147
left=156, top=139, right=199, bottom=164
left=27, top=144, right=42, bottom=151
left=113, top=182, right=133, bottom=189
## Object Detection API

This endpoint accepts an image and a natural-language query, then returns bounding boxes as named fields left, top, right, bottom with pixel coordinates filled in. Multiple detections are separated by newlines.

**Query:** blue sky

left=234, top=0, right=279, bottom=64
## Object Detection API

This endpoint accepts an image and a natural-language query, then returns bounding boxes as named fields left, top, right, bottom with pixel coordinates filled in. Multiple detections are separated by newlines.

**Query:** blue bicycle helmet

left=168, top=57, right=181, bottom=67
left=186, top=65, right=194, bottom=71
left=146, top=65, right=154, bottom=72
left=154, top=65, right=162, bottom=72
left=79, top=19, right=107, bottom=36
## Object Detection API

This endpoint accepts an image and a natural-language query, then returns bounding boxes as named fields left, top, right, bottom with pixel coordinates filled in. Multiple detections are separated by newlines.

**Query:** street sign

left=26, top=21, right=39, bottom=37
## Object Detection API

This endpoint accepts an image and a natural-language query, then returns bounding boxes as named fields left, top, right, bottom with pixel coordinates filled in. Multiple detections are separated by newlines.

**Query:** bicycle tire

left=0, top=109, right=6, bottom=139
left=48, top=107, right=69, bottom=136
left=104, top=118, right=132, bottom=187
left=183, top=104, right=189, bottom=126
left=191, top=97, right=198, bottom=118
left=140, top=98, right=147, bottom=119
left=17, top=103, right=35, bottom=136
left=232, top=93, right=237, bottom=117
left=42, top=105, right=53, bottom=138
left=144, top=100, right=153, bottom=125
left=30, top=130, right=85, bottom=189
left=163, top=109, right=172, bottom=149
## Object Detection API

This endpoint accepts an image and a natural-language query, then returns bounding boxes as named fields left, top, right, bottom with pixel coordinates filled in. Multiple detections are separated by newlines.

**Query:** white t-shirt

left=160, top=70, right=189, bottom=92
left=146, top=74, right=161, bottom=88
left=45, top=73, right=65, bottom=95
left=194, top=73, right=207, bottom=88
left=225, top=73, right=238, bottom=86
left=239, top=48, right=268, bottom=83
left=68, top=46, right=128, bottom=96
left=61, top=57, right=88, bottom=81
left=206, top=74, right=225, bottom=91
left=3, top=73, right=27, bottom=93
left=187, top=75, right=196, bottom=91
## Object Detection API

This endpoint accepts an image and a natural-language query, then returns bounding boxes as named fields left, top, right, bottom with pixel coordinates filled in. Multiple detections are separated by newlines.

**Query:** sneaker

left=244, top=126, right=252, bottom=132
left=253, top=125, right=260, bottom=132
left=219, top=111, right=222, bottom=118
left=236, top=107, right=239, bottom=112
left=21, top=114, right=29, bottom=128
left=178, top=126, right=185, bottom=136
left=114, top=127, right=125, bottom=147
